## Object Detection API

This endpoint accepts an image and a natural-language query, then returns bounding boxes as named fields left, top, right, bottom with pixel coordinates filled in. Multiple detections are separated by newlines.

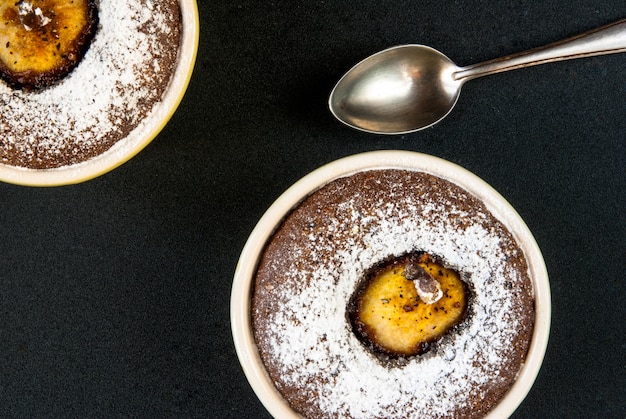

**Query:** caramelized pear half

left=0, top=0, right=98, bottom=89
left=348, top=253, right=468, bottom=357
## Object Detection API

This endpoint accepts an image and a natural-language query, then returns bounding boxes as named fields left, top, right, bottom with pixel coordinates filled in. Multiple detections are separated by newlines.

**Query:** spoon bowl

left=329, top=19, right=626, bottom=134
left=330, top=45, right=462, bottom=134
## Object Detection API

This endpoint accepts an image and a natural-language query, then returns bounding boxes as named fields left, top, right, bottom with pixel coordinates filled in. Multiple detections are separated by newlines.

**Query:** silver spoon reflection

left=329, top=19, right=626, bottom=134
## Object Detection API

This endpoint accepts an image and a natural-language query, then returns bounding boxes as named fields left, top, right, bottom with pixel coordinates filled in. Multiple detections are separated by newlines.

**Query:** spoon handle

left=454, top=18, right=626, bottom=81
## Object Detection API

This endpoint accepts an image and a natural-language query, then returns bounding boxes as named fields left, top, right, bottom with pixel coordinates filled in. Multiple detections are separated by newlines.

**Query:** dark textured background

left=1, top=1, right=624, bottom=417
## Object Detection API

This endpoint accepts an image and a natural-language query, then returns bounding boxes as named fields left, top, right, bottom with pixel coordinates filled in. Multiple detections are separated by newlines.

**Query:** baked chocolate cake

left=252, top=169, right=535, bottom=418
left=0, top=0, right=181, bottom=169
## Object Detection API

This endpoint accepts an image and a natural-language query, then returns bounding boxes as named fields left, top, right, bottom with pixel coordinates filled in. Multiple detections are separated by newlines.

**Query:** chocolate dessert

left=252, top=169, right=535, bottom=418
left=0, top=0, right=181, bottom=169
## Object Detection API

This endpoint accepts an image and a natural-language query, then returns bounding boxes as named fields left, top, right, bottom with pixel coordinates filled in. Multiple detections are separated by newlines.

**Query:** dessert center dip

left=252, top=169, right=535, bottom=418
left=0, top=0, right=181, bottom=169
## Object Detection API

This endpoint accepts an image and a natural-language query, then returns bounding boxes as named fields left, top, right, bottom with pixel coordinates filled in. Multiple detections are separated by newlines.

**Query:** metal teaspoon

left=329, top=19, right=626, bottom=134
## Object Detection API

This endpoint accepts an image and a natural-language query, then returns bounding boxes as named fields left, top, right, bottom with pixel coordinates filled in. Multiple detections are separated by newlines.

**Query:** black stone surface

left=0, top=1, right=624, bottom=417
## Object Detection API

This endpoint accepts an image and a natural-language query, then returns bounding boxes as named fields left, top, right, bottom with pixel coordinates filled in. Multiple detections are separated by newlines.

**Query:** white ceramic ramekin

left=0, top=0, right=199, bottom=187
left=231, top=150, right=551, bottom=418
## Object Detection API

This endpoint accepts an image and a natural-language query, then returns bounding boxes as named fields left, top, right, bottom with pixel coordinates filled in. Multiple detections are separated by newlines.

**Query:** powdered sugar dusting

left=0, top=0, right=180, bottom=169
left=253, top=170, right=534, bottom=418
